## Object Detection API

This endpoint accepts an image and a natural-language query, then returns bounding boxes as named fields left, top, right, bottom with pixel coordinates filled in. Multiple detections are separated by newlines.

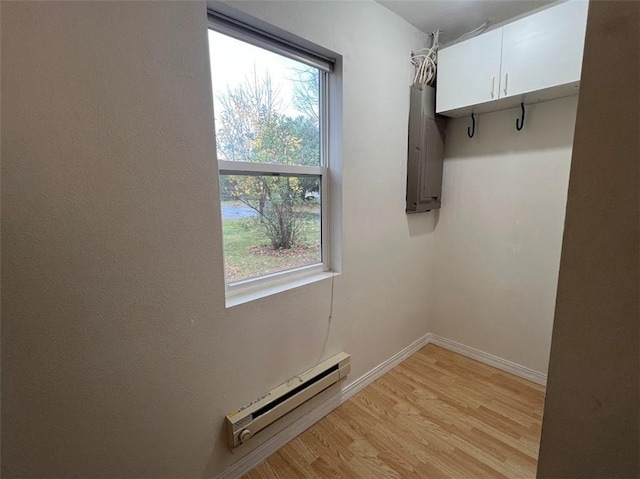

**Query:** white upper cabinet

left=436, top=0, right=589, bottom=117
left=501, top=0, right=588, bottom=97
left=436, top=29, right=503, bottom=113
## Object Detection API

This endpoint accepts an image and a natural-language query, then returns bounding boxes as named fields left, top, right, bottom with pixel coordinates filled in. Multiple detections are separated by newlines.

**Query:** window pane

left=220, top=174, right=321, bottom=283
left=209, top=30, right=320, bottom=167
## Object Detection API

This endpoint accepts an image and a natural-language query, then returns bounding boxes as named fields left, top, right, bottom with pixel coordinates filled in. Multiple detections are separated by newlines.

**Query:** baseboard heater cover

left=225, top=352, right=350, bottom=448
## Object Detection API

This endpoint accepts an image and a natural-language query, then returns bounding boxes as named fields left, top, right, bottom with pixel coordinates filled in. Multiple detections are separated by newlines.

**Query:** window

left=207, top=13, right=335, bottom=300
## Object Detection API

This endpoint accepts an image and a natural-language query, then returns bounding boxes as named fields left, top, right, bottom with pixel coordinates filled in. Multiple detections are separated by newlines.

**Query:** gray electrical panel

left=406, top=84, right=445, bottom=213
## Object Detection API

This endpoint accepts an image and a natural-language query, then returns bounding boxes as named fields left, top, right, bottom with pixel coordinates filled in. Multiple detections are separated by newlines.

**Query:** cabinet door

left=436, top=28, right=503, bottom=113
left=500, top=0, right=588, bottom=97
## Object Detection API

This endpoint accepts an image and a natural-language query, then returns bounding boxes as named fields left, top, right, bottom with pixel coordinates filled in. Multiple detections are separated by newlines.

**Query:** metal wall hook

left=467, top=113, right=475, bottom=138
left=516, top=102, right=526, bottom=131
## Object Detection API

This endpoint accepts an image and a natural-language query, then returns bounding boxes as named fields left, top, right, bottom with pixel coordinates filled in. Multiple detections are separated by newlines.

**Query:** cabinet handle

left=491, top=76, right=495, bottom=99
left=503, top=73, right=509, bottom=96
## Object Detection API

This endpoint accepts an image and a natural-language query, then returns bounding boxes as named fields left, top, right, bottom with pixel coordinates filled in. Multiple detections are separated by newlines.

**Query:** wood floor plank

left=242, top=344, right=545, bottom=478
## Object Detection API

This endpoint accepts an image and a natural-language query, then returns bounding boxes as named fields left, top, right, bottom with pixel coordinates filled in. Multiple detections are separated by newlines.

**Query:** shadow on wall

left=445, top=96, right=579, bottom=159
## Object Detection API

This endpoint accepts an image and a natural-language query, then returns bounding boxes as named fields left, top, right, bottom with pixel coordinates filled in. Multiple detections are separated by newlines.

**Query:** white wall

left=426, top=96, right=578, bottom=374
left=1, top=1, right=431, bottom=477
left=538, top=2, right=639, bottom=475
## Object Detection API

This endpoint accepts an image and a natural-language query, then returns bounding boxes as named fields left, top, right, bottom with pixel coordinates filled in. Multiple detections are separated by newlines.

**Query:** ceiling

left=377, top=0, right=555, bottom=45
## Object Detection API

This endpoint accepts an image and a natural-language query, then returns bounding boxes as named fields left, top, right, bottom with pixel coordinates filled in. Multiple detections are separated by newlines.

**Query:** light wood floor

left=243, top=344, right=546, bottom=479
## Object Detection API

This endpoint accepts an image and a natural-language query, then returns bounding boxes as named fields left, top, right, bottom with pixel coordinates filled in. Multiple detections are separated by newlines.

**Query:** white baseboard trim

left=426, top=333, right=547, bottom=386
left=217, top=332, right=431, bottom=479
left=217, top=332, right=546, bottom=478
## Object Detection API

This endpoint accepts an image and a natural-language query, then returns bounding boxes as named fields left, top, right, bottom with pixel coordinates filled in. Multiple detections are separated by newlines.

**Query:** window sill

left=225, top=270, right=338, bottom=308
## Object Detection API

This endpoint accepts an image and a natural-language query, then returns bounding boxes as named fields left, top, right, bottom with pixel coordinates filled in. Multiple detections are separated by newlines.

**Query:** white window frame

left=208, top=12, right=336, bottom=305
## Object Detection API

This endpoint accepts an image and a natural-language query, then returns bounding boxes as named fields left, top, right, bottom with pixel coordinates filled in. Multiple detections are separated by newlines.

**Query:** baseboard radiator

left=225, top=352, right=351, bottom=448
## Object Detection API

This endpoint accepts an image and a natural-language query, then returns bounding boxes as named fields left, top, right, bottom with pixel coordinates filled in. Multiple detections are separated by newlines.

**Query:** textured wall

left=537, top=1, right=640, bottom=476
left=1, top=1, right=431, bottom=477
left=427, top=96, right=577, bottom=374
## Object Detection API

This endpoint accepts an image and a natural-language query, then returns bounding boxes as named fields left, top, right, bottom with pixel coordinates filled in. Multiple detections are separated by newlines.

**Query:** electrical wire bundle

left=453, top=20, right=491, bottom=44
left=411, top=21, right=492, bottom=87
left=411, top=30, right=439, bottom=87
